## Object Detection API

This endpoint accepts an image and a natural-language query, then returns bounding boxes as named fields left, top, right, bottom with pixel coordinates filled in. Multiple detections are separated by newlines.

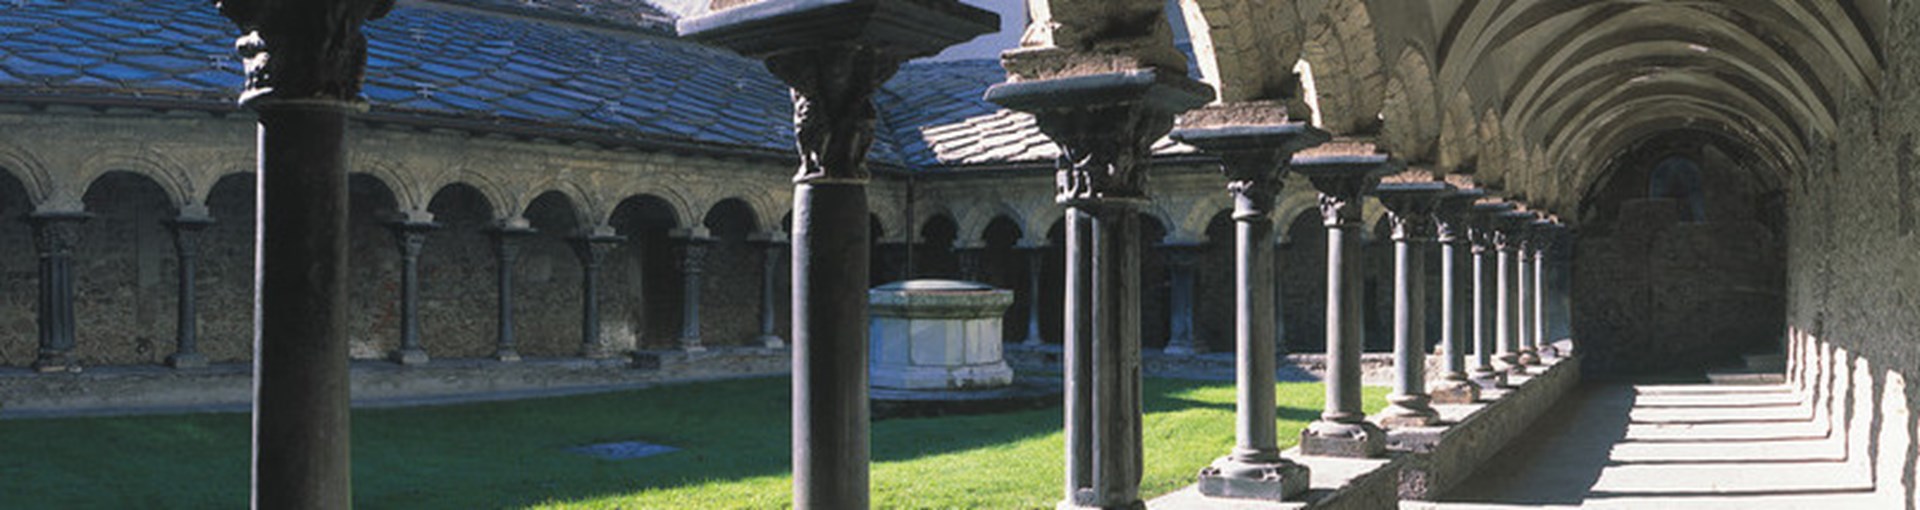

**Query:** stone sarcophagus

left=868, top=280, right=1015, bottom=390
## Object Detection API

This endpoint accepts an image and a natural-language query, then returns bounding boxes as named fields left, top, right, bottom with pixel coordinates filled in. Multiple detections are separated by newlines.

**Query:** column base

left=1539, top=344, right=1561, bottom=359
left=390, top=348, right=430, bottom=366
left=1195, top=454, right=1311, bottom=501
left=679, top=338, right=707, bottom=353
left=1469, top=369, right=1506, bottom=390
left=1517, top=349, right=1541, bottom=366
left=492, top=349, right=522, bottom=363
left=1496, top=353, right=1528, bottom=375
left=756, top=335, right=785, bottom=349
left=1379, top=394, right=1441, bottom=428
left=1429, top=375, right=1481, bottom=404
left=32, top=352, right=75, bottom=373
left=581, top=344, right=615, bottom=360
left=1162, top=341, right=1200, bottom=356
left=166, top=352, right=209, bottom=369
left=1299, top=419, right=1385, bottom=458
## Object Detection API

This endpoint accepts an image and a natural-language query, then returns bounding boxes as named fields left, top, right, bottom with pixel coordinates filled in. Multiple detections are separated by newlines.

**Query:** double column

left=1468, top=201, right=1514, bottom=387
left=751, top=232, right=788, bottom=349
left=1529, top=220, right=1559, bottom=358
left=672, top=228, right=713, bottom=353
left=30, top=211, right=87, bottom=372
left=1430, top=191, right=1485, bottom=403
left=166, top=210, right=214, bottom=369
left=388, top=216, right=439, bottom=365
left=680, top=3, right=994, bottom=507
left=1374, top=181, right=1454, bottom=428
left=1160, top=242, right=1203, bottom=355
left=990, top=70, right=1210, bottom=508
left=489, top=220, right=536, bottom=362
left=212, top=1, right=396, bottom=506
left=571, top=227, right=624, bottom=359
left=1495, top=210, right=1534, bottom=374
left=1172, top=103, right=1327, bottom=501
left=1294, top=152, right=1397, bottom=458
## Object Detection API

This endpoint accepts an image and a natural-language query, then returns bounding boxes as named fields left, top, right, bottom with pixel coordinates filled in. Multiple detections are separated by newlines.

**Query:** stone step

left=1705, top=368, right=1785, bottom=385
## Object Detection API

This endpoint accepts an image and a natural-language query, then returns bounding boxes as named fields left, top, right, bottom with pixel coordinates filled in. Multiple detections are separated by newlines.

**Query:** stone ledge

left=1147, top=355, right=1582, bottom=509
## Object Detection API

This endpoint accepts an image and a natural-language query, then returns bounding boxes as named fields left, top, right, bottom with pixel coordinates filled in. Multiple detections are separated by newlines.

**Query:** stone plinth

left=869, top=280, right=1016, bottom=390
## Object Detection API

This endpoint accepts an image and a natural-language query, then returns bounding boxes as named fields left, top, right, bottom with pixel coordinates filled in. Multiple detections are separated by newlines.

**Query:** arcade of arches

left=0, top=0, right=1916, bottom=508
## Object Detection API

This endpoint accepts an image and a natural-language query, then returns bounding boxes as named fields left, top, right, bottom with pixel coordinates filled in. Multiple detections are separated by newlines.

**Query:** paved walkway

left=1418, top=381, right=1879, bottom=509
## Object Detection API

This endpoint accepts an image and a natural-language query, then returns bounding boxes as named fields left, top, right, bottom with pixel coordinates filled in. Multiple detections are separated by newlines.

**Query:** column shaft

left=1162, top=246, right=1200, bottom=354
left=1061, top=204, right=1145, bottom=505
left=1515, top=241, right=1536, bottom=365
left=1022, top=247, right=1045, bottom=345
left=1533, top=247, right=1548, bottom=356
left=389, top=222, right=435, bottom=365
left=251, top=101, right=354, bottom=510
left=1495, top=243, right=1516, bottom=369
left=1439, top=240, right=1463, bottom=376
left=30, top=213, right=84, bottom=372
left=1326, top=217, right=1363, bottom=421
left=1472, top=240, right=1495, bottom=377
left=792, top=183, right=871, bottom=508
left=167, top=216, right=213, bottom=369
left=572, top=234, right=620, bottom=359
left=757, top=240, right=786, bottom=348
left=676, top=233, right=711, bottom=353
left=491, top=227, right=529, bottom=361
left=1233, top=217, right=1278, bottom=457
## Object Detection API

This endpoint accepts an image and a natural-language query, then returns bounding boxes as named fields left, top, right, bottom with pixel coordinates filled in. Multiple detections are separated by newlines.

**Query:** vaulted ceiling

left=1167, top=0, right=1890, bottom=220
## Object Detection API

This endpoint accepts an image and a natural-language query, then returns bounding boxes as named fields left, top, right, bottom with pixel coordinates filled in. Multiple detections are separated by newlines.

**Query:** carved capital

left=1228, top=175, right=1282, bottom=221
left=1037, top=102, right=1173, bottom=206
left=763, top=45, right=903, bottom=184
left=388, top=220, right=439, bottom=261
left=677, top=237, right=713, bottom=274
left=213, top=0, right=395, bottom=105
left=569, top=234, right=624, bottom=270
left=1388, top=213, right=1434, bottom=243
left=166, top=215, right=216, bottom=256
left=1317, top=192, right=1361, bottom=228
left=490, top=224, right=537, bottom=262
left=29, top=212, right=89, bottom=258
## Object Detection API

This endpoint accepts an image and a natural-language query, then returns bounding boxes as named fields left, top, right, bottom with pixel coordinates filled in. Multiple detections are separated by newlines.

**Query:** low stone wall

left=0, top=347, right=789, bottom=417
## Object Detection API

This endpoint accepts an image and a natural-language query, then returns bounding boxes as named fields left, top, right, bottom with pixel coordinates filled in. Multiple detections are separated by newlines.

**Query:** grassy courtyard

left=0, top=376, right=1385, bottom=509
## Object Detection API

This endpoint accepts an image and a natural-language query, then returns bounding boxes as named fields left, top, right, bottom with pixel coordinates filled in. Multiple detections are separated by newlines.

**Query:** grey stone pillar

left=571, top=228, right=624, bottom=359
left=1274, top=234, right=1290, bottom=356
left=1020, top=244, right=1046, bottom=345
left=1374, top=182, right=1453, bottom=428
left=213, top=1, right=394, bottom=507
left=30, top=211, right=86, bottom=373
left=1513, top=222, right=1539, bottom=366
left=1160, top=243, right=1204, bottom=355
left=681, top=4, right=993, bottom=507
left=1430, top=191, right=1484, bottom=403
left=165, top=211, right=214, bottom=369
left=1494, top=210, right=1533, bottom=375
left=751, top=232, right=788, bottom=349
left=1172, top=105, right=1327, bottom=501
left=673, top=228, right=713, bottom=353
left=1530, top=220, right=1557, bottom=358
left=1293, top=152, right=1398, bottom=458
left=489, top=221, right=535, bottom=362
left=1468, top=201, right=1513, bottom=388
left=990, top=70, right=1211, bottom=508
left=387, top=217, right=439, bottom=365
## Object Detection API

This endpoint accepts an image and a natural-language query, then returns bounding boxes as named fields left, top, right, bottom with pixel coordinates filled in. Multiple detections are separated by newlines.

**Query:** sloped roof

left=0, top=0, right=1178, bottom=169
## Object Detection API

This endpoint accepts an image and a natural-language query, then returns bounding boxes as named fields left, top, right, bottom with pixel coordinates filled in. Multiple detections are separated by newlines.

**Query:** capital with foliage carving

left=213, top=0, right=394, bottom=106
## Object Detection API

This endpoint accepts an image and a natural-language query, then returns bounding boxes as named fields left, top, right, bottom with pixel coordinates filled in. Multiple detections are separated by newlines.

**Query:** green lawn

left=0, top=377, right=1386, bottom=509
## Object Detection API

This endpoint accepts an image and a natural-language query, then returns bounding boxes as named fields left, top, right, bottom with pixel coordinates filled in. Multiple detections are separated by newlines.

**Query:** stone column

left=1171, top=105, right=1327, bottom=501
left=165, top=211, right=215, bottom=369
left=1430, top=191, right=1484, bottom=403
left=1494, top=210, right=1532, bottom=375
left=29, top=211, right=86, bottom=373
left=673, top=228, right=713, bottom=353
left=1374, top=181, right=1453, bottom=428
left=1513, top=220, right=1539, bottom=366
left=1273, top=234, right=1290, bottom=356
left=212, top=1, right=394, bottom=507
left=571, top=228, right=624, bottom=359
left=954, top=240, right=986, bottom=282
left=1468, top=201, right=1513, bottom=388
left=1531, top=221, right=1557, bottom=358
left=1020, top=243, right=1046, bottom=345
left=681, top=4, right=993, bottom=507
left=387, top=217, right=439, bottom=365
left=751, top=232, right=788, bottom=349
left=1293, top=152, right=1397, bottom=458
left=489, top=221, right=535, bottom=362
left=990, top=70, right=1211, bottom=507
left=1160, top=242, right=1204, bottom=355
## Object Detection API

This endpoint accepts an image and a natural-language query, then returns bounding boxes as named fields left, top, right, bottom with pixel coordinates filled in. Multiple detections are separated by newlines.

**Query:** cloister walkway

left=1420, top=381, right=1878, bottom=509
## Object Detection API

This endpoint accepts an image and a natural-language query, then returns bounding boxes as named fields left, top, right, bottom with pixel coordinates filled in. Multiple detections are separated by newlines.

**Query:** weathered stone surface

left=868, top=279, right=1016, bottom=390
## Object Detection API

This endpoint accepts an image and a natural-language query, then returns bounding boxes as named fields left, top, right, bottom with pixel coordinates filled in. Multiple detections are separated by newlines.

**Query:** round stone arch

left=1381, top=47, right=1440, bottom=163
left=1438, top=89, right=1481, bottom=171
left=1143, top=203, right=1187, bottom=244
left=1023, top=206, right=1064, bottom=247
left=513, top=183, right=595, bottom=231
left=956, top=200, right=1030, bottom=246
left=425, top=175, right=515, bottom=223
left=1272, top=186, right=1323, bottom=241
left=0, top=141, right=55, bottom=209
left=351, top=156, right=430, bottom=214
left=77, top=148, right=195, bottom=214
left=1168, top=193, right=1232, bottom=246
left=1299, top=0, right=1385, bottom=135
